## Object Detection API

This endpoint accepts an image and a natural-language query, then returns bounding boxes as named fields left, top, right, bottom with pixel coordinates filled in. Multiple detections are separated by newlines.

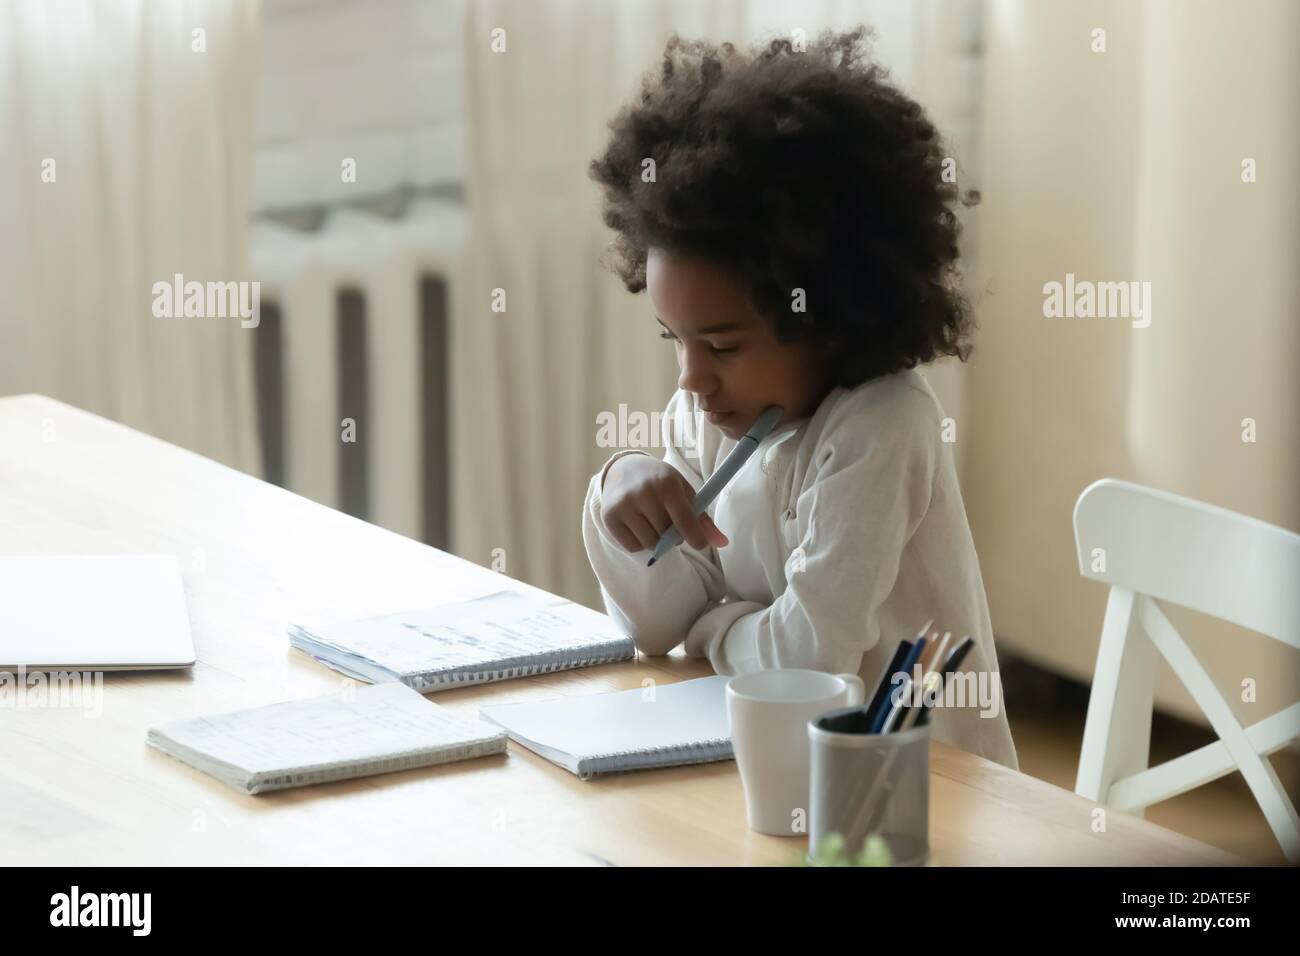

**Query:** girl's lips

left=704, top=409, right=733, bottom=425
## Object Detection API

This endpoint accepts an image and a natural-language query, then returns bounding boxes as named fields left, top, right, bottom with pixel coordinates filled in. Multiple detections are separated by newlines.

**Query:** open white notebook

left=147, top=683, right=506, bottom=794
left=288, top=590, right=635, bottom=692
left=478, top=675, right=733, bottom=780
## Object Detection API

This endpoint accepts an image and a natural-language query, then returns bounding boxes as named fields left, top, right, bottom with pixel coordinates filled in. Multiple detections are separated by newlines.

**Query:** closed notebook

left=288, top=590, right=635, bottom=692
left=146, top=682, right=507, bottom=794
left=478, top=675, right=733, bottom=780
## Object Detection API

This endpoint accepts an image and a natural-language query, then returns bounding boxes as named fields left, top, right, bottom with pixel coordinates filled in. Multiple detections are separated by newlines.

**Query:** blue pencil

left=870, top=635, right=927, bottom=733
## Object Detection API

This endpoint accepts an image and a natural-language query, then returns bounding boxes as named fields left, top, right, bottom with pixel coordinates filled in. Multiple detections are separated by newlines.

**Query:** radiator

left=249, top=197, right=468, bottom=548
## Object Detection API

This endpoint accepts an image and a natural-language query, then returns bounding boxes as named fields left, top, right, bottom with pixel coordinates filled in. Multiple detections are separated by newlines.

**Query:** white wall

left=970, top=0, right=1300, bottom=725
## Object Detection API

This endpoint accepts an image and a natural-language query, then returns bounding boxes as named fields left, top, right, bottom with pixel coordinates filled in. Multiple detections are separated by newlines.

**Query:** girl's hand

left=601, top=455, right=729, bottom=554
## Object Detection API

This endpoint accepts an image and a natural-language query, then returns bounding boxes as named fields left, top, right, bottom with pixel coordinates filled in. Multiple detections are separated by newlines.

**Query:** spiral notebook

left=478, top=675, right=733, bottom=780
left=288, top=590, right=635, bottom=692
left=147, top=682, right=507, bottom=794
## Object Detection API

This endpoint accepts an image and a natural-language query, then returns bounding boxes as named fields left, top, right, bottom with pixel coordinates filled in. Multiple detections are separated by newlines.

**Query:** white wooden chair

left=1072, top=478, right=1300, bottom=862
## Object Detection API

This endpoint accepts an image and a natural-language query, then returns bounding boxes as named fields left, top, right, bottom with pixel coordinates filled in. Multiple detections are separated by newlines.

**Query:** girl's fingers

left=700, top=514, right=729, bottom=547
left=622, top=512, right=662, bottom=552
left=662, top=486, right=711, bottom=550
left=605, top=518, right=642, bottom=554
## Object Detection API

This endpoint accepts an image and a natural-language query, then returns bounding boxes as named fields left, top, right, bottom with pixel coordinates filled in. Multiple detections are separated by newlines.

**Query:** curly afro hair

left=589, top=25, right=979, bottom=389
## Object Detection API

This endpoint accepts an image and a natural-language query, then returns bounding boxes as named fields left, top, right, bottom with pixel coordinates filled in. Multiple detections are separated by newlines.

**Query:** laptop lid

left=0, top=555, right=196, bottom=670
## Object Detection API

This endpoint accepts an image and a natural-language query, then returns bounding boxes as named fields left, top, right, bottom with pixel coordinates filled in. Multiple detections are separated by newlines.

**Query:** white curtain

left=0, top=0, right=263, bottom=475
left=453, top=0, right=967, bottom=606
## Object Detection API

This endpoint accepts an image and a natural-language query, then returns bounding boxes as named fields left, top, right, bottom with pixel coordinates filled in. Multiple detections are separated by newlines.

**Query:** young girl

left=581, top=28, right=1017, bottom=770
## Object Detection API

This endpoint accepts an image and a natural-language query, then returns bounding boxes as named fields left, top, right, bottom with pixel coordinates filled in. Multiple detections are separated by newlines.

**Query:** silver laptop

left=0, top=555, right=196, bottom=670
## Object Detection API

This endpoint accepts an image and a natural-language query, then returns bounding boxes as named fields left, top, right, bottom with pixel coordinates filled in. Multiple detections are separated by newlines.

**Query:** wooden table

left=0, top=395, right=1240, bottom=866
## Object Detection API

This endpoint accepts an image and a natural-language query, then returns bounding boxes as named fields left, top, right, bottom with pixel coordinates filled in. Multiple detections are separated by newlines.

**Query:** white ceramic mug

left=726, top=669, right=866, bottom=836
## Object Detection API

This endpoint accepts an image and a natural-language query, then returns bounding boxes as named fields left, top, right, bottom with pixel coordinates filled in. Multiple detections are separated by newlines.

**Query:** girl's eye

left=658, top=330, right=736, bottom=355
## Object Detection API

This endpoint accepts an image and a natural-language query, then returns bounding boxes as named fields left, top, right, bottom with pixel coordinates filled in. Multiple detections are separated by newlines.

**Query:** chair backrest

left=1073, top=478, right=1300, bottom=650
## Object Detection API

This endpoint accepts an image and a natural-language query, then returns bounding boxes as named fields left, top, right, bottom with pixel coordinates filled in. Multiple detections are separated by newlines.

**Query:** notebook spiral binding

left=408, top=646, right=634, bottom=692
left=253, top=741, right=502, bottom=793
left=580, top=736, right=734, bottom=780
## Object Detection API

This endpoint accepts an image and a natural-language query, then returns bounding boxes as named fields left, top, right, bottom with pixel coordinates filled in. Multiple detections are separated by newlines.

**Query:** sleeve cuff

left=683, top=600, right=765, bottom=674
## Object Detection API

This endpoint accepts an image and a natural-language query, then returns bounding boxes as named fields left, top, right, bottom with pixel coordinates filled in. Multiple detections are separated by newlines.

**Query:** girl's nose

left=677, top=353, right=718, bottom=395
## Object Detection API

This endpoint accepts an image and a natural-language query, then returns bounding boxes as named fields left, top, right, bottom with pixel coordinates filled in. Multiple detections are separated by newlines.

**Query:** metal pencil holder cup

left=806, top=705, right=931, bottom=866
